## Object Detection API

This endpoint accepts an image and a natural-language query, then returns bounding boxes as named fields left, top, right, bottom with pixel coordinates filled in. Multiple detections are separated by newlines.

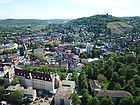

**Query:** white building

left=14, top=69, right=60, bottom=92
left=54, top=80, right=75, bottom=105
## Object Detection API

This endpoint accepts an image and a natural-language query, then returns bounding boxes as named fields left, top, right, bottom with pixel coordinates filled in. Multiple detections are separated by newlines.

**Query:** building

left=14, top=69, right=59, bottom=92
left=89, top=79, right=101, bottom=94
left=54, top=80, right=75, bottom=105
left=95, top=90, right=132, bottom=103
left=81, top=58, right=99, bottom=65
left=33, top=49, right=44, bottom=54
left=6, top=84, right=37, bottom=102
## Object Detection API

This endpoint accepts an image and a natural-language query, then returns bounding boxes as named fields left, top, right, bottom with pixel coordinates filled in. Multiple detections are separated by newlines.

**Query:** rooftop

left=96, top=90, right=132, bottom=98
left=55, top=86, right=73, bottom=99
left=62, top=80, right=75, bottom=88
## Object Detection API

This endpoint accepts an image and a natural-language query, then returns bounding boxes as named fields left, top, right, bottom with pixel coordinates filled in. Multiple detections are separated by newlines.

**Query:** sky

left=0, top=0, right=140, bottom=19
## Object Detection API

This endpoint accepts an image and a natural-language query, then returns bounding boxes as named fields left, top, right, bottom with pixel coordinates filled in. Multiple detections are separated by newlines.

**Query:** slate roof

left=89, top=79, right=101, bottom=89
left=15, top=69, right=52, bottom=81
left=96, top=90, right=132, bottom=98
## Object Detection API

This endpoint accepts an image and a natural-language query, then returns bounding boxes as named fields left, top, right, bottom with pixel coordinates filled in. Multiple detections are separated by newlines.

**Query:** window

left=60, top=99, right=64, bottom=105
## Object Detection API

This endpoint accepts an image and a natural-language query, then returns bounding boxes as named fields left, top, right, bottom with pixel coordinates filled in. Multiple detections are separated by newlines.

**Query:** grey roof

left=96, top=90, right=132, bottom=98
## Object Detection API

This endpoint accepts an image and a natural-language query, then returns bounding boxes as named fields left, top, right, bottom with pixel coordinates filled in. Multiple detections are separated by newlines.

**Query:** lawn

left=31, top=25, right=47, bottom=31
left=100, top=82, right=109, bottom=89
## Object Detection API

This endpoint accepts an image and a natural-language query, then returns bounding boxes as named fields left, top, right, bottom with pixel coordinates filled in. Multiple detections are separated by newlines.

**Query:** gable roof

left=96, top=90, right=132, bottom=98
left=15, top=69, right=52, bottom=81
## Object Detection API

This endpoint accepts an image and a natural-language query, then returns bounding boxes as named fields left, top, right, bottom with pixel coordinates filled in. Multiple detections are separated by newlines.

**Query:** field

left=31, top=25, right=47, bottom=31
left=107, top=22, right=133, bottom=34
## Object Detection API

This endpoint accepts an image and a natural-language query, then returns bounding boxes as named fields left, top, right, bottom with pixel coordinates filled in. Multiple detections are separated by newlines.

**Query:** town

left=0, top=14, right=140, bottom=105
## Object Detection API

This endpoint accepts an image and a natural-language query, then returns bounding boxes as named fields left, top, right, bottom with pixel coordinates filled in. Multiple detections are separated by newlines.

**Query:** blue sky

left=0, top=0, right=140, bottom=19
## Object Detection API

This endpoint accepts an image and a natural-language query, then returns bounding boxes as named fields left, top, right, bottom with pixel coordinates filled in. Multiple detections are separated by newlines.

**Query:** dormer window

left=34, top=76, right=36, bottom=78
left=24, top=74, right=26, bottom=76
left=45, top=78, right=47, bottom=80
left=41, top=77, right=43, bottom=79
left=21, top=73, right=22, bottom=75
left=38, top=76, right=39, bottom=78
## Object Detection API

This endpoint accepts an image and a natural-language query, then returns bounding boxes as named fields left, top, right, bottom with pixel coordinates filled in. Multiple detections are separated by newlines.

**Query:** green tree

left=71, top=72, right=78, bottom=84
left=133, top=76, right=140, bottom=88
left=136, top=64, right=140, bottom=74
left=119, top=76, right=126, bottom=87
left=119, top=97, right=134, bottom=105
left=0, top=86, right=5, bottom=101
left=72, top=92, right=81, bottom=105
left=0, top=77, right=4, bottom=85
left=92, top=97, right=100, bottom=105
left=123, top=85, right=133, bottom=95
left=126, top=69, right=137, bottom=81
left=11, top=77, right=20, bottom=86
left=97, top=74, right=107, bottom=83
left=107, top=81, right=115, bottom=90
left=134, top=87, right=140, bottom=96
left=8, top=90, right=24, bottom=105
left=134, top=97, right=140, bottom=105
left=59, top=73, right=66, bottom=80
left=111, top=72, right=119, bottom=82
left=115, top=83, right=122, bottom=90
left=100, top=96, right=114, bottom=105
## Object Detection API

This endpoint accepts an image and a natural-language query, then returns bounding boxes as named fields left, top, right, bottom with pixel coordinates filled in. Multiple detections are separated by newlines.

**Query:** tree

left=100, top=96, right=114, bottom=105
left=104, top=67, right=113, bottom=81
left=72, top=92, right=81, bottom=105
left=133, top=76, right=140, bottom=88
left=0, top=77, right=4, bottom=85
left=119, top=97, right=134, bottom=105
left=111, top=72, right=119, bottom=82
left=0, top=86, right=5, bottom=101
left=136, top=64, right=140, bottom=74
left=126, top=69, right=137, bottom=81
left=11, top=77, right=20, bottom=86
left=81, top=90, right=92, bottom=105
left=107, top=81, right=115, bottom=90
left=97, top=74, right=107, bottom=83
left=123, top=85, right=133, bottom=95
left=87, top=52, right=92, bottom=58
left=127, top=79, right=135, bottom=88
left=59, top=73, right=66, bottom=80
left=8, top=90, right=24, bottom=105
left=126, top=54, right=136, bottom=64
left=115, top=83, right=122, bottom=90
left=92, top=97, right=100, bottom=105
left=119, top=76, right=126, bottom=87
left=85, top=66, right=93, bottom=79
left=71, top=72, right=78, bottom=84
left=134, top=87, right=140, bottom=96
left=134, top=97, right=140, bottom=105
left=87, top=95, right=93, bottom=105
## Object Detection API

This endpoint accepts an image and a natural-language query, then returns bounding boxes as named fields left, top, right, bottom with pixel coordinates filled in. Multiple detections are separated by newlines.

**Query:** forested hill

left=0, top=19, right=69, bottom=27
left=43, top=14, right=133, bottom=35
left=65, top=14, right=122, bottom=34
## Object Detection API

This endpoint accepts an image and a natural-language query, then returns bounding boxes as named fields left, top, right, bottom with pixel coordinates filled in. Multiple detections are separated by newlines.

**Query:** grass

left=107, top=22, right=133, bottom=34
left=100, top=82, right=109, bottom=89
left=31, top=25, right=47, bottom=31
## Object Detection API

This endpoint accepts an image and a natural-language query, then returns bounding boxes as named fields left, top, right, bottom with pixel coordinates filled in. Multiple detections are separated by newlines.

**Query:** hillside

left=0, top=19, right=70, bottom=27
left=107, top=22, right=133, bottom=34
left=43, top=14, right=133, bottom=36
